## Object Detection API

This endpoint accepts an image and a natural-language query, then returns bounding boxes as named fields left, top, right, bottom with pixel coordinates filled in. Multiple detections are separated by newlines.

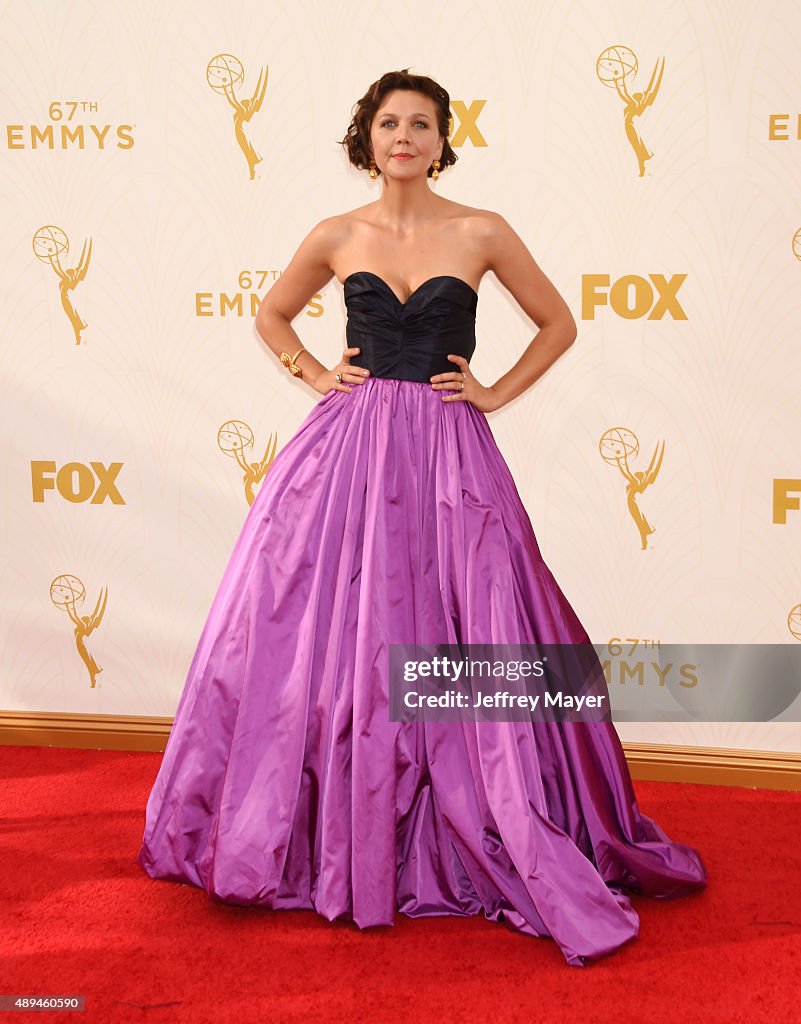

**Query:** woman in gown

left=137, top=68, right=707, bottom=968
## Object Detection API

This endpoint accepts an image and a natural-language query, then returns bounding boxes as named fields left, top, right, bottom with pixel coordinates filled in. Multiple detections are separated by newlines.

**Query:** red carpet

left=1, top=744, right=800, bottom=1023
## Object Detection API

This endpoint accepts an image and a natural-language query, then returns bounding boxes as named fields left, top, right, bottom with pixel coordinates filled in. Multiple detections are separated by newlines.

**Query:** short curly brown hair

left=339, top=68, right=458, bottom=179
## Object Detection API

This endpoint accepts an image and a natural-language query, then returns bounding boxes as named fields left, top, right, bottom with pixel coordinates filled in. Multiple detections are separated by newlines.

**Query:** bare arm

left=255, top=217, right=369, bottom=395
left=482, top=212, right=577, bottom=409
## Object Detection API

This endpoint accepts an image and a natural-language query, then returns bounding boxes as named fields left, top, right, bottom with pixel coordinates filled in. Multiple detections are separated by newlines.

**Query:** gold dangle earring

left=431, top=158, right=440, bottom=182
left=369, top=161, right=378, bottom=181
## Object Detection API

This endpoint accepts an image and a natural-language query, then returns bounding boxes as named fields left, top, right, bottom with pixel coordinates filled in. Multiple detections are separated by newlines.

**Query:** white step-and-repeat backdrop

left=1, top=0, right=799, bottom=755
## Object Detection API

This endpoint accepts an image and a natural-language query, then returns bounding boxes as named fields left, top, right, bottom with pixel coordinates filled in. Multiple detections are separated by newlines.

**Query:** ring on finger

left=335, top=372, right=342, bottom=383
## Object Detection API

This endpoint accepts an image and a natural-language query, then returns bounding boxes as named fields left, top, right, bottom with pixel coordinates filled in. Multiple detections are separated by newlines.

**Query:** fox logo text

left=31, top=461, right=124, bottom=504
left=582, top=274, right=687, bottom=320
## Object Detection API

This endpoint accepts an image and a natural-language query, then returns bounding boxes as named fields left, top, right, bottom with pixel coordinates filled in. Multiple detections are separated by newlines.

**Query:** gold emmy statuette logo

left=50, top=574, right=108, bottom=688
left=218, top=420, right=277, bottom=506
left=33, top=225, right=92, bottom=345
left=788, top=604, right=801, bottom=640
left=596, top=45, right=665, bottom=176
left=599, top=426, right=665, bottom=550
left=206, top=54, right=268, bottom=180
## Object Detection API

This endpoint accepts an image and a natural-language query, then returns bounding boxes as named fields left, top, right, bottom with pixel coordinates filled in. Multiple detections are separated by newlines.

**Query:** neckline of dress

left=342, top=270, right=479, bottom=306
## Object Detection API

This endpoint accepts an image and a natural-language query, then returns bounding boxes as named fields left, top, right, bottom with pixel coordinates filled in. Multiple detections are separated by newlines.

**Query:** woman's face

left=369, top=90, right=443, bottom=179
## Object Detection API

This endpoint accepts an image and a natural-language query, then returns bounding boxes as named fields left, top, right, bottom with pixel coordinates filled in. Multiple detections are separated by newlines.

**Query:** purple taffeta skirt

left=137, top=376, right=708, bottom=967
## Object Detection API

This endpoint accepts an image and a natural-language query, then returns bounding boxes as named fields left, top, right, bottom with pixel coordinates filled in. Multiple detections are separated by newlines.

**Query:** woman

left=137, top=68, right=707, bottom=967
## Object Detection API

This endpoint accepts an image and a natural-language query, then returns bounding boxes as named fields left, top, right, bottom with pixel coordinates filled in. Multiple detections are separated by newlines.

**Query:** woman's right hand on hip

left=312, top=347, right=371, bottom=395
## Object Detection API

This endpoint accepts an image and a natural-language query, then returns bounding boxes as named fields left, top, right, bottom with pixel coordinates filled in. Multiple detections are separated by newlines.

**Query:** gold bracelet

left=279, top=345, right=306, bottom=378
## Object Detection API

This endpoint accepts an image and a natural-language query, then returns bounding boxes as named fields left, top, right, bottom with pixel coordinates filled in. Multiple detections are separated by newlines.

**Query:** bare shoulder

left=311, top=203, right=379, bottom=257
left=463, top=206, right=539, bottom=273
left=460, top=206, right=517, bottom=250
left=436, top=201, right=508, bottom=268
left=255, top=213, right=352, bottom=322
left=436, top=199, right=497, bottom=233
left=272, top=212, right=352, bottom=276
left=329, top=201, right=379, bottom=229
left=462, top=206, right=578, bottom=335
left=302, top=211, right=353, bottom=253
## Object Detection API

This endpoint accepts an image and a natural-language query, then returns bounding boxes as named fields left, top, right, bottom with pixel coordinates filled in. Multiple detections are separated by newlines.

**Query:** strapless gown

left=136, top=270, right=708, bottom=967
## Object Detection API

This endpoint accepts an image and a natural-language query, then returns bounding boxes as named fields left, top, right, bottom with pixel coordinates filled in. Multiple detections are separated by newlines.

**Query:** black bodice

left=344, top=271, right=477, bottom=383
